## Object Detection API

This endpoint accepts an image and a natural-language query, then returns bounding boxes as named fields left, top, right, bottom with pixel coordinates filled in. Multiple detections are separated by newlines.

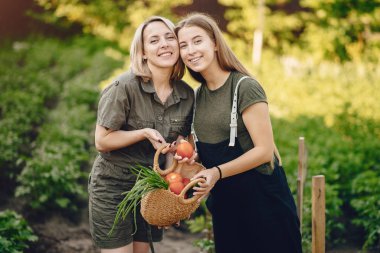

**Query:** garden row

left=260, top=56, right=380, bottom=251
left=0, top=36, right=122, bottom=252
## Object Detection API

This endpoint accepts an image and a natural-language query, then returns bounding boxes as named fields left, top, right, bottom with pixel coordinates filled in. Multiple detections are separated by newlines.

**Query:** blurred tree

left=219, top=0, right=380, bottom=62
left=219, top=0, right=307, bottom=62
left=302, top=0, right=380, bottom=62
left=34, top=0, right=191, bottom=51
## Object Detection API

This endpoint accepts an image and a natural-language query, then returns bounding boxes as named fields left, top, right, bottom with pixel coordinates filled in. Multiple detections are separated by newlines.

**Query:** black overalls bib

left=192, top=77, right=302, bottom=253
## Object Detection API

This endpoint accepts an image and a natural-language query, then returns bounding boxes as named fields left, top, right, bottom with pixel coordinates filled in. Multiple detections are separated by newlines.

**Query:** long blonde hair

left=130, top=16, right=185, bottom=82
left=175, top=13, right=251, bottom=83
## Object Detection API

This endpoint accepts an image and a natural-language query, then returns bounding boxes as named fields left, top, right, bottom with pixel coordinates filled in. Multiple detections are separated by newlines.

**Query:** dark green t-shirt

left=97, top=70, right=194, bottom=168
left=193, top=71, right=273, bottom=174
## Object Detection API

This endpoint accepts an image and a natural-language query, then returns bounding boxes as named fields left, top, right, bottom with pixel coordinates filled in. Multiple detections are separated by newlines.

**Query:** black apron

left=192, top=76, right=302, bottom=252
left=196, top=138, right=302, bottom=253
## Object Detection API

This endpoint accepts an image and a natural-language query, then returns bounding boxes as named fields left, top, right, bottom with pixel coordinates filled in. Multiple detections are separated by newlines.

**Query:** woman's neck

left=150, top=66, right=173, bottom=104
left=202, top=67, right=231, bottom=91
left=150, top=65, right=172, bottom=89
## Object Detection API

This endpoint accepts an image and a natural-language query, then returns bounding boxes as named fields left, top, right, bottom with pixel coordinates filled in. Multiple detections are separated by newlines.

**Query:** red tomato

left=176, top=140, right=194, bottom=159
left=169, top=181, right=185, bottom=195
left=165, top=172, right=183, bottom=184
left=182, top=177, right=190, bottom=186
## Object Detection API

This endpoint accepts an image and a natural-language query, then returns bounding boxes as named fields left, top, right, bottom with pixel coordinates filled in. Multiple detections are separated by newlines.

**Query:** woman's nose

left=160, top=38, right=169, bottom=48
left=186, top=44, right=195, bottom=54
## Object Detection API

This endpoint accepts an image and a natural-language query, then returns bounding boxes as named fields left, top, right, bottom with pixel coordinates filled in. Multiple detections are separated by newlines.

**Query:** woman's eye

left=167, top=36, right=176, bottom=40
left=179, top=44, right=187, bottom=49
left=150, top=40, right=158, bottom=44
left=194, top=40, right=202, bottom=44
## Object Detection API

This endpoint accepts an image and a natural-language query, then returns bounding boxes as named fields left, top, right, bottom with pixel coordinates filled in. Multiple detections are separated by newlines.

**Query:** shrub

left=0, top=210, right=38, bottom=253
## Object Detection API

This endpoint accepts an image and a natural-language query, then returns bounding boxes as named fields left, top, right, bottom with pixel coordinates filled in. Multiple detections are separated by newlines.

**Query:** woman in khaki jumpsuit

left=88, top=16, right=195, bottom=253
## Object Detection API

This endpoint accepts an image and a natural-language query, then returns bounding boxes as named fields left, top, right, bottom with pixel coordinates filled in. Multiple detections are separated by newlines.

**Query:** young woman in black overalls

left=175, top=13, right=302, bottom=253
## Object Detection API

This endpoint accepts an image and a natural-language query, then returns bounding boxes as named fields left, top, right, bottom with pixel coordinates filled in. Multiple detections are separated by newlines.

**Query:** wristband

left=215, top=166, right=223, bottom=179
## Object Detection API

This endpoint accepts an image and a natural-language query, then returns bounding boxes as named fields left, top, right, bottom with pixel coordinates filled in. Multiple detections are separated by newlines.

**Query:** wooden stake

left=297, top=137, right=307, bottom=232
left=312, top=175, right=325, bottom=253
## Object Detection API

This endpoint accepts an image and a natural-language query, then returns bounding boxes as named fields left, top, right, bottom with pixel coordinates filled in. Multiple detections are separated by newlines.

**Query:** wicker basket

left=140, top=145, right=205, bottom=227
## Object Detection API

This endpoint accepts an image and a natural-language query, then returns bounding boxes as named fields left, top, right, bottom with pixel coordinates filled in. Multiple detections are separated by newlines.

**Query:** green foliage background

left=0, top=0, right=379, bottom=251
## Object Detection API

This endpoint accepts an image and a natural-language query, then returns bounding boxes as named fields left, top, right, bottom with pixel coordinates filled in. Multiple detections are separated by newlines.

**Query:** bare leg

left=133, top=241, right=150, bottom=253
left=101, top=243, right=133, bottom=253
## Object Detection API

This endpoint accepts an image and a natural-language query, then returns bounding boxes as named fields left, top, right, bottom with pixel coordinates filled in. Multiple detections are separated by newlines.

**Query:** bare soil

left=2, top=196, right=374, bottom=253
left=25, top=211, right=377, bottom=253
left=25, top=211, right=202, bottom=253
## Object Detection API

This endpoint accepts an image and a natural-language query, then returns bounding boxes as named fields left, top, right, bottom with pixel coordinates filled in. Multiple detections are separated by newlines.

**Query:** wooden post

left=297, top=137, right=307, bottom=232
left=252, top=0, right=265, bottom=66
left=312, top=175, right=325, bottom=253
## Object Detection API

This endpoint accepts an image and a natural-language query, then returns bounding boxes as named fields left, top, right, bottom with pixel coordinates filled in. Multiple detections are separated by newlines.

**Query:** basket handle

left=153, top=144, right=178, bottom=176
left=178, top=178, right=206, bottom=205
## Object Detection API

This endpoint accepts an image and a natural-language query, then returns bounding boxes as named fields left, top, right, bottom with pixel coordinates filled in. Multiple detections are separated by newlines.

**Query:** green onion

left=108, top=165, right=168, bottom=236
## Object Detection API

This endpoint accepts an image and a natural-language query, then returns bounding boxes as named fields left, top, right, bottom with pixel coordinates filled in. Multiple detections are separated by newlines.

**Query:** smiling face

left=177, top=25, right=219, bottom=75
left=143, top=21, right=179, bottom=72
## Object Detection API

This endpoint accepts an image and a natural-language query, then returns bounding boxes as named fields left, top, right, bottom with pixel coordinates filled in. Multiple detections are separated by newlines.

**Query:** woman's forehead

left=144, top=21, right=172, bottom=37
left=178, top=26, right=207, bottom=40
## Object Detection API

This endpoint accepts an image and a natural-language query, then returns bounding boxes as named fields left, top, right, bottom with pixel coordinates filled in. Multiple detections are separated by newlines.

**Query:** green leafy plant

left=0, top=210, right=38, bottom=253
left=186, top=201, right=215, bottom=253
left=13, top=38, right=123, bottom=211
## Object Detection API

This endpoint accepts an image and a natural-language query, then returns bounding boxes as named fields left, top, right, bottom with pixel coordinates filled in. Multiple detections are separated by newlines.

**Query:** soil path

left=27, top=214, right=201, bottom=253
left=25, top=209, right=376, bottom=253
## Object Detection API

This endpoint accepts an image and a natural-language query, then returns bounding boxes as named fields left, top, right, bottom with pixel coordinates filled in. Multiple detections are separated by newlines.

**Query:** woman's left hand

left=191, top=167, right=220, bottom=202
left=161, top=141, right=178, bottom=154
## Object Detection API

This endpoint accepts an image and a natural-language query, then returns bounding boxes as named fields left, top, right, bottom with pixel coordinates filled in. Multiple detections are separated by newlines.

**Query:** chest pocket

left=127, top=119, right=154, bottom=130
left=168, top=116, right=188, bottom=142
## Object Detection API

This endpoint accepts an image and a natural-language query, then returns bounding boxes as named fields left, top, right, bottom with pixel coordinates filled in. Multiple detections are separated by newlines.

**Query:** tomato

left=165, top=172, right=183, bottom=184
left=176, top=140, right=194, bottom=159
left=182, top=177, right=190, bottom=186
left=169, top=181, right=185, bottom=195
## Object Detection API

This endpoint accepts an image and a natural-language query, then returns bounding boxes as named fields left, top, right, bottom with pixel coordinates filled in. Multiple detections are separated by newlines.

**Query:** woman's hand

left=191, top=167, right=220, bottom=202
left=174, top=151, right=198, bottom=165
left=143, top=128, right=166, bottom=150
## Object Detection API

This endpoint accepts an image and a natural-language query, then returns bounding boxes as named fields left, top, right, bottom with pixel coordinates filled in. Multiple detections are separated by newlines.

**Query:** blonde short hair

left=130, top=16, right=185, bottom=82
left=175, top=13, right=251, bottom=83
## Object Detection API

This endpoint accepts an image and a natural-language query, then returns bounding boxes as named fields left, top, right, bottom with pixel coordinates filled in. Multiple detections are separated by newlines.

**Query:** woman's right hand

left=191, top=168, right=220, bottom=202
left=143, top=128, right=166, bottom=150
left=174, top=151, right=198, bottom=165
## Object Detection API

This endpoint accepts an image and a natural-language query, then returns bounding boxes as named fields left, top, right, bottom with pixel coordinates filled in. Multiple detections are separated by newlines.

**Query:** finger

left=173, top=154, right=183, bottom=160
left=193, top=187, right=208, bottom=193
left=190, top=152, right=198, bottom=161
left=161, top=144, right=172, bottom=154
left=170, top=141, right=177, bottom=149
left=178, top=157, right=189, bottom=164
left=191, top=174, right=204, bottom=180
left=196, top=181, right=209, bottom=187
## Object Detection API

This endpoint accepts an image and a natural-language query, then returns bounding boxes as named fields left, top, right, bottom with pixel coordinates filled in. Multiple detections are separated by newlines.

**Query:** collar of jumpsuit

left=141, top=79, right=188, bottom=108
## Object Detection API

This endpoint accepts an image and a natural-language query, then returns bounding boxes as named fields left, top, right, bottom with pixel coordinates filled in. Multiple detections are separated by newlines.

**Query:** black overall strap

left=191, top=86, right=201, bottom=150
